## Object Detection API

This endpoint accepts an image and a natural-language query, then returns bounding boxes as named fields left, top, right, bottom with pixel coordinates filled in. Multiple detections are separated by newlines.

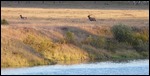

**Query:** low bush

left=91, top=36, right=106, bottom=49
left=111, top=24, right=132, bottom=43
left=82, top=36, right=107, bottom=49
left=133, top=41, right=149, bottom=52
left=65, top=31, right=75, bottom=44
left=112, top=24, right=149, bottom=52
left=130, top=31, right=149, bottom=52
left=1, top=19, right=9, bottom=25
left=105, top=39, right=119, bottom=51
left=82, top=35, right=93, bottom=45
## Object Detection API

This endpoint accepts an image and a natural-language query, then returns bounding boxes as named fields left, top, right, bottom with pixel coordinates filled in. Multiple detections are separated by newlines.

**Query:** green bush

left=105, top=39, right=118, bottom=51
left=132, top=32, right=149, bottom=43
left=1, top=19, right=9, bottom=25
left=140, top=51, right=149, bottom=58
left=58, top=38, right=66, bottom=44
left=82, top=36, right=107, bottom=49
left=65, top=31, right=75, bottom=44
left=82, top=35, right=93, bottom=45
left=132, top=26, right=149, bottom=39
left=112, top=24, right=149, bottom=52
left=130, top=32, right=149, bottom=52
left=132, top=40, right=149, bottom=52
left=111, top=24, right=132, bottom=43
left=91, top=37, right=106, bottom=49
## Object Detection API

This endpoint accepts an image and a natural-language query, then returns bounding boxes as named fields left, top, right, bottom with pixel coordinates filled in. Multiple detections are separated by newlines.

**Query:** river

left=1, top=59, right=149, bottom=75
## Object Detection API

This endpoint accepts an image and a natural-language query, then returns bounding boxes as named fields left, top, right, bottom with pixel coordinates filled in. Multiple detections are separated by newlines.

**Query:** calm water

left=1, top=59, right=149, bottom=75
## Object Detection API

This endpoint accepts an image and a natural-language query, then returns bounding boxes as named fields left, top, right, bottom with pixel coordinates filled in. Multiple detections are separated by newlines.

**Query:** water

left=1, top=59, right=149, bottom=75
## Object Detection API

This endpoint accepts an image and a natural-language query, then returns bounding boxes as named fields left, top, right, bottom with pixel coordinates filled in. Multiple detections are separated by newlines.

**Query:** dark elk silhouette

left=87, top=14, right=96, bottom=21
left=20, top=15, right=27, bottom=19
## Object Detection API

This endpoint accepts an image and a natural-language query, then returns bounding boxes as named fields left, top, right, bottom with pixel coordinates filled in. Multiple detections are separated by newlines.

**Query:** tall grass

left=23, top=33, right=89, bottom=63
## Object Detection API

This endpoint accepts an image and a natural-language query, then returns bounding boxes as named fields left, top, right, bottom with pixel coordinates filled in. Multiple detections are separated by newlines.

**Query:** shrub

left=1, top=19, right=9, bottom=25
left=105, top=39, right=118, bottom=51
left=131, top=26, right=149, bottom=43
left=138, top=30, right=149, bottom=43
left=58, top=38, right=66, bottom=44
left=83, top=36, right=107, bottom=49
left=132, top=40, right=149, bottom=52
left=132, top=26, right=149, bottom=39
left=112, top=24, right=149, bottom=52
left=111, top=24, right=132, bottom=43
left=82, top=35, right=93, bottom=45
left=130, top=32, right=149, bottom=52
left=140, top=51, right=149, bottom=58
left=91, top=37, right=106, bottom=49
left=65, top=31, right=75, bottom=44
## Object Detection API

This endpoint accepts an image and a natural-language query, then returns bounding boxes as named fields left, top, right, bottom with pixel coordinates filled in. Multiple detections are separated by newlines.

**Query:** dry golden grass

left=1, top=7, right=149, bottom=27
left=1, top=35, right=47, bottom=67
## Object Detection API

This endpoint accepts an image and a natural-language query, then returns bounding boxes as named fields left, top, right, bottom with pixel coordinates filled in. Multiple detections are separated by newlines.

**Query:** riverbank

left=1, top=24, right=149, bottom=68
left=1, top=1, right=149, bottom=68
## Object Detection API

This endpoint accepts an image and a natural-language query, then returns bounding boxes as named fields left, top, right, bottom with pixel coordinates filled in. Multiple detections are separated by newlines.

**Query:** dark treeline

left=1, top=1, right=129, bottom=4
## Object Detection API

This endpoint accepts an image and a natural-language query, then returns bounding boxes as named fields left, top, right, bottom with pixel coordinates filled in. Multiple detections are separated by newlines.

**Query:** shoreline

left=1, top=58, right=149, bottom=68
left=2, top=58, right=149, bottom=68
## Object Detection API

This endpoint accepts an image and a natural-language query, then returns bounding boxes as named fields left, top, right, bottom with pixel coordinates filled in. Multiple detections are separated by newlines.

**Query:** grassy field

left=1, top=1, right=149, bottom=68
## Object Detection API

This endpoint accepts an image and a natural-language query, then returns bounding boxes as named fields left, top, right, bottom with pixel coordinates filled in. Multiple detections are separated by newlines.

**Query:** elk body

left=20, top=15, right=27, bottom=19
left=88, top=15, right=96, bottom=21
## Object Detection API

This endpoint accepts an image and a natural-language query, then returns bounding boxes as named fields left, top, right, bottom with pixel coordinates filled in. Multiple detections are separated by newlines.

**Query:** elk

left=87, top=14, right=96, bottom=21
left=20, top=15, right=27, bottom=19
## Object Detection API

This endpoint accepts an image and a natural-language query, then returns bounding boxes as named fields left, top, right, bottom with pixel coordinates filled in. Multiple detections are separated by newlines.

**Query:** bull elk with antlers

left=87, top=14, right=96, bottom=21
left=20, top=15, right=27, bottom=19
